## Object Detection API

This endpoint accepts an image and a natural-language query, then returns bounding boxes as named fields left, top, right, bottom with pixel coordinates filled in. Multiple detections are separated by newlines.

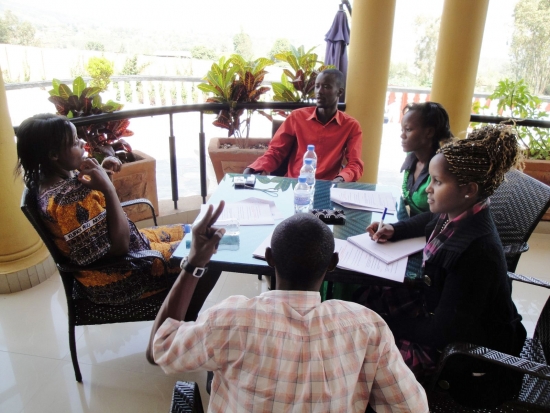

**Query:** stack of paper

left=334, top=239, right=407, bottom=283
left=200, top=202, right=275, bottom=225
left=252, top=233, right=409, bottom=283
left=330, top=188, right=396, bottom=213
left=346, top=233, right=425, bottom=264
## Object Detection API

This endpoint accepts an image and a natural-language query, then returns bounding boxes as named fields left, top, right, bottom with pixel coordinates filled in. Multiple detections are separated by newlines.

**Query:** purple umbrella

left=324, top=4, right=350, bottom=101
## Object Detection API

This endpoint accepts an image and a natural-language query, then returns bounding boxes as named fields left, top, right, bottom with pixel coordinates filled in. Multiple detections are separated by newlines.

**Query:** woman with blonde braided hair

left=363, top=124, right=526, bottom=407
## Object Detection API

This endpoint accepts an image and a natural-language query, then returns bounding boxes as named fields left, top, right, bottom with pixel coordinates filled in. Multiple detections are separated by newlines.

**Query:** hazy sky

left=1, top=0, right=517, bottom=64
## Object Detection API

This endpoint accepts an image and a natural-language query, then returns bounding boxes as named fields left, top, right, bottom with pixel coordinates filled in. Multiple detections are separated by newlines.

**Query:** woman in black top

left=366, top=125, right=526, bottom=407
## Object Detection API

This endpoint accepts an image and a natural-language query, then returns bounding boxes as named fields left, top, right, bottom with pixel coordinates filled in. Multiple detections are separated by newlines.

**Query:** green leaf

left=73, top=77, right=86, bottom=98
left=58, top=84, right=72, bottom=100
left=92, top=94, right=102, bottom=108
left=52, top=79, right=61, bottom=95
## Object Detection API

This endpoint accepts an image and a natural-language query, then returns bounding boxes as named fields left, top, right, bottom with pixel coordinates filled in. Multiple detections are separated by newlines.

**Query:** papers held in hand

left=330, top=188, right=396, bottom=214
left=346, top=233, right=425, bottom=264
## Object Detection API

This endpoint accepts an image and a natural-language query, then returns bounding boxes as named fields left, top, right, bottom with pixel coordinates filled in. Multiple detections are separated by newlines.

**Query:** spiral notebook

left=346, top=233, right=425, bottom=264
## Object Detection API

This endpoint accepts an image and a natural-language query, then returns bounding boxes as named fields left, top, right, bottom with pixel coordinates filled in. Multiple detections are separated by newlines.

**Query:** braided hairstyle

left=438, top=124, right=522, bottom=198
left=403, top=102, right=453, bottom=152
left=15, top=114, right=75, bottom=188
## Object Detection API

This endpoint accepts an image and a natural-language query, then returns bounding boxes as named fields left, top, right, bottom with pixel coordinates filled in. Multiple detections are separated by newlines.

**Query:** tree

left=86, top=41, right=105, bottom=51
left=510, top=0, right=550, bottom=94
left=191, top=45, right=217, bottom=60
left=413, top=16, right=440, bottom=87
left=233, top=31, right=253, bottom=61
left=0, top=10, right=37, bottom=46
left=86, top=56, right=114, bottom=92
left=269, top=38, right=291, bottom=60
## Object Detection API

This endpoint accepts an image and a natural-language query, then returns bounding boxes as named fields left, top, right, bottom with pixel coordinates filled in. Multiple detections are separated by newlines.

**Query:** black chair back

left=490, top=169, right=550, bottom=272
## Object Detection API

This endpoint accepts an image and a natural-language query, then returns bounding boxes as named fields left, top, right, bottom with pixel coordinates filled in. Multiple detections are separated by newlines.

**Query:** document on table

left=235, top=197, right=284, bottom=220
left=334, top=239, right=407, bottom=283
left=347, top=234, right=425, bottom=264
left=330, top=188, right=396, bottom=213
left=200, top=202, right=275, bottom=225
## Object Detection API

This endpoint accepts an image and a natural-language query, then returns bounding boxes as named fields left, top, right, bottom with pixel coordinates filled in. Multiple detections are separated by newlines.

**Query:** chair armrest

left=57, top=250, right=166, bottom=273
left=508, top=271, right=550, bottom=289
left=121, top=198, right=158, bottom=226
left=429, top=342, right=550, bottom=390
left=502, top=242, right=529, bottom=257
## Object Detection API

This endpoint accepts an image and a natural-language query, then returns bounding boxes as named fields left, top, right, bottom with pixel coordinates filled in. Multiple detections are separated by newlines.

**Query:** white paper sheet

left=200, top=203, right=275, bottom=226
left=235, top=197, right=284, bottom=220
left=330, top=188, right=396, bottom=213
left=334, top=239, right=407, bottom=283
left=347, top=234, right=425, bottom=264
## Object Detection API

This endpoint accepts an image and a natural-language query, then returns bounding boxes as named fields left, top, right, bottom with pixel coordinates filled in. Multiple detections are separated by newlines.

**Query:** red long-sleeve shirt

left=249, top=107, right=364, bottom=181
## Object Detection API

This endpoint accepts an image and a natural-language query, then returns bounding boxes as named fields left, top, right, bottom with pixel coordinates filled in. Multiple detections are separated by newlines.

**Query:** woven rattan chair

left=21, top=186, right=169, bottom=383
left=490, top=169, right=550, bottom=272
left=170, top=381, right=205, bottom=413
left=426, top=272, right=550, bottom=412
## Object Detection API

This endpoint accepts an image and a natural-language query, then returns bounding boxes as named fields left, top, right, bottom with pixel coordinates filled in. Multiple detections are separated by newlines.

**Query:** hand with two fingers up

left=366, top=222, right=395, bottom=243
left=188, top=201, right=227, bottom=268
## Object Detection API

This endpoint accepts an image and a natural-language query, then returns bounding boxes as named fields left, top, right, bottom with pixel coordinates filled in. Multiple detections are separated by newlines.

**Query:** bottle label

left=294, top=194, right=310, bottom=205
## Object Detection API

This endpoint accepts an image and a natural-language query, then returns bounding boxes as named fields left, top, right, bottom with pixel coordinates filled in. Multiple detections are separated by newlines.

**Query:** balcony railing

left=8, top=77, right=550, bottom=210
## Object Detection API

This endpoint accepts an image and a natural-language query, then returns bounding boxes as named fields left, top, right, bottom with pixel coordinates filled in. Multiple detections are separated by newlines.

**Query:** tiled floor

left=1, top=235, right=549, bottom=412
left=2, top=119, right=549, bottom=412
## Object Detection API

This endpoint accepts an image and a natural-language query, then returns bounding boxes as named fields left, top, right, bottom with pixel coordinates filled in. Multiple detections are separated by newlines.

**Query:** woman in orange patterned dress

left=16, top=114, right=219, bottom=317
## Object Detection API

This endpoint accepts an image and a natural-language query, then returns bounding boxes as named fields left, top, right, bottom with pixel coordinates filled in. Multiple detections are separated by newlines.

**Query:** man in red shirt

left=244, top=69, right=364, bottom=182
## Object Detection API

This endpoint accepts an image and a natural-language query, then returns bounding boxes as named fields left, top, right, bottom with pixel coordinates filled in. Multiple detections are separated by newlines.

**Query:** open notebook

left=347, top=233, right=425, bottom=264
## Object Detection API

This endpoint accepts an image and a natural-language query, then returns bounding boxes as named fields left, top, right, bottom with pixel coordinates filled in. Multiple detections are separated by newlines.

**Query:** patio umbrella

left=324, top=4, right=350, bottom=101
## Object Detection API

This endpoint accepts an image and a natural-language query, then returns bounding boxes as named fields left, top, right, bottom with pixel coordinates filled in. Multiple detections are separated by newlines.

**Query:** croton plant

left=198, top=54, right=273, bottom=147
left=48, top=77, right=134, bottom=162
left=269, top=46, right=334, bottom=118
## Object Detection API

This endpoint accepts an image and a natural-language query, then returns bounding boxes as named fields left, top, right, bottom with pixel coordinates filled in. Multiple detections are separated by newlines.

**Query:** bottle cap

left=298, top=176, right=307, bottom=183
left=184, top=224, right=192, bottom=233
left=304, top=159, right=313, bottom=165
left=307, top=145, right=315, bottom=151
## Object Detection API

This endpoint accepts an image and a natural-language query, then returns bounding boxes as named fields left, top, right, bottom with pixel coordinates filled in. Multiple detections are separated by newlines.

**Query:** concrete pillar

left=431, top=0, right=490, bottom=138
left=346, top=0, right=396, bottom=183
left=0, top=69, right=55, bottom=294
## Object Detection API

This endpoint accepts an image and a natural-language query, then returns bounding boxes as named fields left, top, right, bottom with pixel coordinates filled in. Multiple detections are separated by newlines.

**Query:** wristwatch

left=180, top=256, right=209, bottom=278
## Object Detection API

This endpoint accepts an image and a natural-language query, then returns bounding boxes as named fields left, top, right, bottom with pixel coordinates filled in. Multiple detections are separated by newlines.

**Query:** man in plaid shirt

left=147, top=202, right=428, bottom=412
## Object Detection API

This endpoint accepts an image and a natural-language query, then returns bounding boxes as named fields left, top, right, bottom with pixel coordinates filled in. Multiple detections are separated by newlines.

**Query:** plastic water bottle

left=294, top=176, right=311, bottom=214
left=300, top=158, right=316, bottom=188
left=303, top=144, right=317, bottom=170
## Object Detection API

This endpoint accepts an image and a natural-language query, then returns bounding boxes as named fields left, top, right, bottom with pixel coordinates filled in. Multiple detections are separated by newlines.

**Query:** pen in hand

left=379, top=207, right=388, bottom=227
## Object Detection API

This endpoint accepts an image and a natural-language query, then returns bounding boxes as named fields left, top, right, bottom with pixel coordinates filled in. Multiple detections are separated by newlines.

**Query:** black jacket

left=387, top=208, right=526, bottom=356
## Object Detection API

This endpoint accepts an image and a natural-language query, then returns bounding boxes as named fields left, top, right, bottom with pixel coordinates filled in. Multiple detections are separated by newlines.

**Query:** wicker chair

left=426, top=272, right=550, bottom=412
left=170, top=381, right=204, bottom=413
left=490, top=169, right=550, bottom=272
left=20, top=186, right=169, bottom=383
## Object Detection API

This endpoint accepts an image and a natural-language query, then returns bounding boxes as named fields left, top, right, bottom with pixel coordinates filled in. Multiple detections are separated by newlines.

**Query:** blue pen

left=379, top=207, right=388, bottom=228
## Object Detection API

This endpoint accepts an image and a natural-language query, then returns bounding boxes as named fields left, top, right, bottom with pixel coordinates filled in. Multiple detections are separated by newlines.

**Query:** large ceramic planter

left=208, top=137, right=270, bottom=183
left=112, top=150, right=159, bottom=222
left=523, top=159, right=550, bottom=221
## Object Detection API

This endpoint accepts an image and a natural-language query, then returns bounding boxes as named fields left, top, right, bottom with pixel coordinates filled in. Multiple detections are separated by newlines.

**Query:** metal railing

left=13, top=101, right=550, bottom=210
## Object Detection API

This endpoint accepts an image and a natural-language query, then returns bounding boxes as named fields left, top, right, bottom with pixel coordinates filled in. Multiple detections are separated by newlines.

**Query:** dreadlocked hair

left=438, top=124, right=522, bottom=198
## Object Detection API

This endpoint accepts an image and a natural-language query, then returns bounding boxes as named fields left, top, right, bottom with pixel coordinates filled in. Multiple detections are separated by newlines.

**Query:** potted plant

left=47, top=77, right=158, bottom=221
left=474, top=78, right=550, bottom=219
left=198, top=54, right=274, bottom=182
left=268, top=45, right=333, bottom=117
